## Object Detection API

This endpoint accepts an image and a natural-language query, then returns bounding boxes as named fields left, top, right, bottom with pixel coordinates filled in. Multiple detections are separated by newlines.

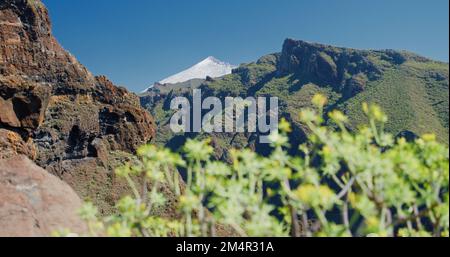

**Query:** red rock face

left=0, top=155, right=88, bottom=236
left=0, top=128, right=36, bottom=160
left=0, top=0, right=156, bottom=214
left=0, top=0, right=96, bottom=93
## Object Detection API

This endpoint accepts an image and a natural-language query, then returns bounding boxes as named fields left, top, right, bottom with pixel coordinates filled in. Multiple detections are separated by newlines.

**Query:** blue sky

left=42, top=0, right=449, bottom=92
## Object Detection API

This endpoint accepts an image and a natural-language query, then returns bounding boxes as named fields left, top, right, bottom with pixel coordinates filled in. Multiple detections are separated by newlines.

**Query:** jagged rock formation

left=0, top=155, right=88, bottom=236
left=0, top=0, right=157, bottom=216
left=278, top=39, right=382, bottom=93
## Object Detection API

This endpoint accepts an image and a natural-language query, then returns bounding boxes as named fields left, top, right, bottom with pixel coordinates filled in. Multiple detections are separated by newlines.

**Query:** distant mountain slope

left=143, top=56, right=236, bottom=92
left=141, top=39, right=449, bottom=159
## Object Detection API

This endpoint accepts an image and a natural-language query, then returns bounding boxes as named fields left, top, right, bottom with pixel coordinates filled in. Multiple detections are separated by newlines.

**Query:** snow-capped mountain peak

left=157, top=56, right=236, bottom=86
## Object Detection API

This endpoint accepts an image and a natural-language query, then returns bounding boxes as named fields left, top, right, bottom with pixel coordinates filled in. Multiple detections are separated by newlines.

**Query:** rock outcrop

left=278, top=39, right=381, bottom=95
left=1, top=0, right=156, bottom=215
left=0, top=155, right=88, bottom=236
left=0, top=128, right=36, bottom=160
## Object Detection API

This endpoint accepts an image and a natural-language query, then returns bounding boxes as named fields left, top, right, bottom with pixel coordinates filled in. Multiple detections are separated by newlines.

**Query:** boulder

left=0, top=155, right=88, bottom=236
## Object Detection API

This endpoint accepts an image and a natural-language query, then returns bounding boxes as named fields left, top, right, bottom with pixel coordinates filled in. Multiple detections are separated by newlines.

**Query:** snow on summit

left=159, top=56, right=237, bottom=85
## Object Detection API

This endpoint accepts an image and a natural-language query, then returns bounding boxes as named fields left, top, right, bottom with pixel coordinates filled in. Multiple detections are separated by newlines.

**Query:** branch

left=337, top=177, right=356, bottom=199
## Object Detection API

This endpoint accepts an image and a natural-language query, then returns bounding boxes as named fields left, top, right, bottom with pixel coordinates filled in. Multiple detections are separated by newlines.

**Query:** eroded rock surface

left=1, top=0, right=156, bottom=214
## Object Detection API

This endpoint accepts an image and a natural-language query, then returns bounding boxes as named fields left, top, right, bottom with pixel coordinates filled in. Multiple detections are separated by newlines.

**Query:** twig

left=337, top=177, right=355, bottom=199
left=342, top=200, right=352, bottom=236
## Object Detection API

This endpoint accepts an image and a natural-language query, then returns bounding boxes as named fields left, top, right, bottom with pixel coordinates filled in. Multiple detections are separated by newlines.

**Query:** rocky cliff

left=0, top=0, right=157, bottom=215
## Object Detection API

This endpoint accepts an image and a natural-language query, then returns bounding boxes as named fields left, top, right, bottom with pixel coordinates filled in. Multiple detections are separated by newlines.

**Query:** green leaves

left=183, top=138, right=214, bottom=161
left=78, top=202, right=98, bottom=222
left=294, top=185, right=338, bottom=210
left=73, top=94, right=449, bottom=237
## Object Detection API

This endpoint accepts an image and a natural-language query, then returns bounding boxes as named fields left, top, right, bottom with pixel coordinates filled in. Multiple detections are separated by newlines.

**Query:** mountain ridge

left=141, top=38, right=449, bottom=160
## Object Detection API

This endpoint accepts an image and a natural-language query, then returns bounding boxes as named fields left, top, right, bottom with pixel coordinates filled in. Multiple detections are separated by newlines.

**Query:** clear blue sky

left=42, top=0, right=449, bottom=92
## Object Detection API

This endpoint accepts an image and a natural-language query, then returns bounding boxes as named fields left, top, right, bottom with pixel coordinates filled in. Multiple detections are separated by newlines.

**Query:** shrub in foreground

left=69, top=95, right=449, bottom=237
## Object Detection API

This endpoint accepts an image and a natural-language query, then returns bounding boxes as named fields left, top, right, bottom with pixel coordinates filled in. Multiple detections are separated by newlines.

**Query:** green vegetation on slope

left=344, top=60, right=449, bottom=143
left=141, top=39, right=449, bottom=159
